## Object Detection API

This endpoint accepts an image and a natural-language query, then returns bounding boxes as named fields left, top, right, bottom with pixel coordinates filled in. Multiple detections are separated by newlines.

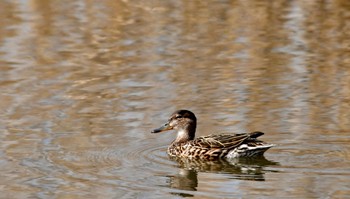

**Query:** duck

left=151, top=110, right=274, bottom=160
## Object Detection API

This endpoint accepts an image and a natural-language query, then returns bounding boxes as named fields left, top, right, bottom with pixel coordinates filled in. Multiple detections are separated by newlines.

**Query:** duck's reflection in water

left=167, top=169, right=198, bottom=197
left=167, top=156, right=279, bottom=196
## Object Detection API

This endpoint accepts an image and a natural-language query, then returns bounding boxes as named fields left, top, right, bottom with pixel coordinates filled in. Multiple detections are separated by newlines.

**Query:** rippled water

left=1, top=0, right=350, bottom=198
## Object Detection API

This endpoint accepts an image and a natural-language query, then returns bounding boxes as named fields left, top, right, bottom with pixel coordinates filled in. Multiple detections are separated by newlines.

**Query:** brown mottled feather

left=168, top=132, right=266, bottom=159
left=152, top=110, right=273, bottom=159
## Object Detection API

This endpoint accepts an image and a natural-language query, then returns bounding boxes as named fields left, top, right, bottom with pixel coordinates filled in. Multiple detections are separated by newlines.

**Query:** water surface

left=0, top=0, right=350, bottom=198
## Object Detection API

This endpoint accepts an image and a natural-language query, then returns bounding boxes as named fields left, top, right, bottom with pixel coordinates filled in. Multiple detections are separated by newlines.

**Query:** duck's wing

left=192, top=131, right=264, bottom=149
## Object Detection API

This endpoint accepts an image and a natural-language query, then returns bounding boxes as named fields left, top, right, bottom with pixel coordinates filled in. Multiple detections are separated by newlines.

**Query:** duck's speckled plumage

left=151, top=110, right=274, bottom=160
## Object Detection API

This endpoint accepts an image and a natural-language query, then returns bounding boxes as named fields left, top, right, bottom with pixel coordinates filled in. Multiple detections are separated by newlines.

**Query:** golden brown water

left=1, top=0, right=350, bottom=198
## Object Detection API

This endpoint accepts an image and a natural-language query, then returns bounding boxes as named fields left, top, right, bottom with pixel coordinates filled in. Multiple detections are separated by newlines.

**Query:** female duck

left=151, top=110, right=274, bottom=160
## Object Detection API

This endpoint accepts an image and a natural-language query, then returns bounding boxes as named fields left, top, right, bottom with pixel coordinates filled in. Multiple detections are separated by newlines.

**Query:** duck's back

left=167, top=132, right=274, bottom=160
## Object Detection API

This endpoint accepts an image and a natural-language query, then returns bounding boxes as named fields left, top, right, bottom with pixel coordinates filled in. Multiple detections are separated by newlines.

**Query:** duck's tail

left=226, top=131, right=275, bottom=159
left=227, top=143, right=274, bottom=159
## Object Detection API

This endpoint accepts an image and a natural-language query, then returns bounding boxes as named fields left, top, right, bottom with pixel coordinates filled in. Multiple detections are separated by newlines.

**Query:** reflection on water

left=0, top=0, right=350, bottom=198
left=167, top=156, right=278, bottom=197
left=168, top=169, right=198, bottom=197
left=172, top=156, right=278, bottom=179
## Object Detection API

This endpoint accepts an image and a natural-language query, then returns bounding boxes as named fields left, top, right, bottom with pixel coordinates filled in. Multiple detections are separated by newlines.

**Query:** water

left=0, top=0, right=350, bottom=198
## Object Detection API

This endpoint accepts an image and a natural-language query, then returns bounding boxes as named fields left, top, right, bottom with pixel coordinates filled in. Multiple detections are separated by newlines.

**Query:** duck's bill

left=151, top=122, right=173, bottom=133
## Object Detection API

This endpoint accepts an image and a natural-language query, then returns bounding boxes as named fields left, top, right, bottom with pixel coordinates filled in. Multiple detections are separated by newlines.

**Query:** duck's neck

left=173, top=124, right=196, bottom=144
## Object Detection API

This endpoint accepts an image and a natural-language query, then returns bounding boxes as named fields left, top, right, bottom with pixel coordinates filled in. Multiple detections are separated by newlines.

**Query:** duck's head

left=151, top=110, right=197, bottom=142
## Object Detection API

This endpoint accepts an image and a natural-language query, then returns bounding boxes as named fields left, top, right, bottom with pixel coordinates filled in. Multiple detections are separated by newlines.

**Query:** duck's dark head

left=151, top=110, right=197, bottom=142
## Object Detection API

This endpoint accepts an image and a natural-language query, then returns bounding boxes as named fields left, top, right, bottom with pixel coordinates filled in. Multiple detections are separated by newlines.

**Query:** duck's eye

left=175, top=115, right=182, bottom=119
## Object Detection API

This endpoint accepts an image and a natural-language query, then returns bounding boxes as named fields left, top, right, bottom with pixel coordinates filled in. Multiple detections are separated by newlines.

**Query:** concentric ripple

left=43, top=137, right=179, bottom=197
